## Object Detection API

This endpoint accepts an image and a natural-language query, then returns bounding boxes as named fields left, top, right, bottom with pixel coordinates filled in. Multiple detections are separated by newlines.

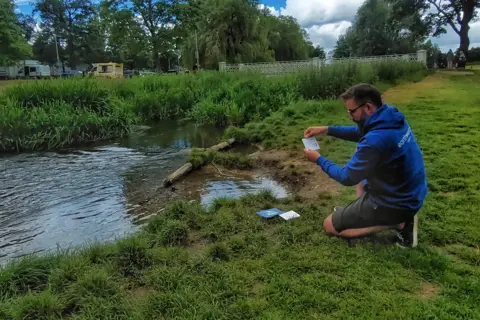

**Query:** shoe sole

left=395, top=215, right=418, bottom=249
left=412, top=214, right=418, bottom=247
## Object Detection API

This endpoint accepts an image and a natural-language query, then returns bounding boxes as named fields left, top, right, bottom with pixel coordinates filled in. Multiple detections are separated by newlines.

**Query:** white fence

left=219, top=50, right=427, bottom=75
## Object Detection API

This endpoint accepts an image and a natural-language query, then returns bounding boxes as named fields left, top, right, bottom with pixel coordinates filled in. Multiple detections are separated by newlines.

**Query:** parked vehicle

left=88, top=62, right=124, bottom=79
left=0, top=66, right=20, bottom=79
left=16, top=60, right=51, bottom=79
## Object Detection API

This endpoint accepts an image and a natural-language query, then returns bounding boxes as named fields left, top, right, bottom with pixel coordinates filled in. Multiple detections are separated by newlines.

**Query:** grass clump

left=8, top=290, right=65, bottom=320
left=48, top=255, right=91, bottom=293
left=115, top=237, right=152, bottom=278
left=146, top=217, right=189, bottom=246
left=190, top=150, right=252, bottom=170
left=0, top=255, right=59, bottom=300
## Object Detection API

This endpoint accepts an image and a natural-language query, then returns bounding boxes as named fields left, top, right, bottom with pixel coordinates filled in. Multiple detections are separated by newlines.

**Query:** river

left=0, top=121, right=287, bottom=264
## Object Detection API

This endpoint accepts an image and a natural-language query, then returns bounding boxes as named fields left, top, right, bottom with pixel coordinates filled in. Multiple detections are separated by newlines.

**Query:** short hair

left=340, top=83, right=383, bottom=108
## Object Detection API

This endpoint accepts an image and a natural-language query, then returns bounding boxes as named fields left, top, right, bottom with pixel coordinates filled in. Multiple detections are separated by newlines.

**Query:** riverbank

left=0, top=60, right=427, bottom=152
left=1, top=71, right=479, bottom=319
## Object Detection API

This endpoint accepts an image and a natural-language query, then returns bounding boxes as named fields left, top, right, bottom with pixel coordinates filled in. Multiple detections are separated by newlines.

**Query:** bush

left=9, top=290, right=65, bottom=320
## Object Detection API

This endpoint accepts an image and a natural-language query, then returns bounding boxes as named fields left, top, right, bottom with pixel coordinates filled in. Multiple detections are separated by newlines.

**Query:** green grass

left=0, top=60, right=427, bottom=152
left=1, top=71, right=478, bottom=319
left=189, top=149, right=253, bottom=170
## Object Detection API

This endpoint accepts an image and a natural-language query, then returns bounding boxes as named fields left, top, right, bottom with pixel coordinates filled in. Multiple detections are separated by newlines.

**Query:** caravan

left=16, top=60, right=51, bottom=79
left=0, top=66, right=20, bottom=80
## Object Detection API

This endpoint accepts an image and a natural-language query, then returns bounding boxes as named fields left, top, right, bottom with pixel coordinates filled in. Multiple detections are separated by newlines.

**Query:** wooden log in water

left=162, top=138, right=236, bottom=187
left=163, top=162, right=193, bottom=187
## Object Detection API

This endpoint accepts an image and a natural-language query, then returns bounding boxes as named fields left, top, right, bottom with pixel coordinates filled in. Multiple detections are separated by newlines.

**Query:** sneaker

left=395, top=215, right=418, bottom=248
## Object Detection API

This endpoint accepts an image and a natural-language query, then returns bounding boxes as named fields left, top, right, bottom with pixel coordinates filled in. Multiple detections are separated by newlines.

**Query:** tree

left=16, top=13, right=37, bottom=43
left=390, top=0, right=480, bottom=57
left=335, top=0, right=432, bottom=58
left=99, top=3, right=150, bottom=69
left=181, top=0, right=273, bottom=68
left=309, top=44, right=326, bottom=59
left=0, top=0, right=31, bottom=65
left=467, top=46, right=480, bottom=61
left=107, top=0, right=191, bottom=71
left=333, top=34, right=352, bottom=58
left=33, top=32, right=64, bottom=66
left=422, top=39, right=442, bottom=67
left=265, top=15, right=311, bottom=61
left=34, top=0, right=100, bottom=68
left=425, top=0, right=480, bottom=57
left=181, top=0, right=316, bottom=68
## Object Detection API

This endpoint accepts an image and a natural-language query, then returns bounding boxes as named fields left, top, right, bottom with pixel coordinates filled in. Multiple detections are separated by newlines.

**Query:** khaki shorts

left=332, top=193, right=416, bottom=233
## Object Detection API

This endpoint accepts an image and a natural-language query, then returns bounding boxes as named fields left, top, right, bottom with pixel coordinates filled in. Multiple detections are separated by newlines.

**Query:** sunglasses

left=347, top=102, right=368, bottom=115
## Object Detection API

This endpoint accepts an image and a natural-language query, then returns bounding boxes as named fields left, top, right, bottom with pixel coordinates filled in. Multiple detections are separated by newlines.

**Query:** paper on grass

left=279, top=210, right=301, bottom=220
left=302, top=137, right=320, bottom=150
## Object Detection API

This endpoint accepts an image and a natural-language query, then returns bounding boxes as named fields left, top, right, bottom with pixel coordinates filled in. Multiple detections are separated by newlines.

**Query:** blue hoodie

left=316, top=104, right=428, bottom=212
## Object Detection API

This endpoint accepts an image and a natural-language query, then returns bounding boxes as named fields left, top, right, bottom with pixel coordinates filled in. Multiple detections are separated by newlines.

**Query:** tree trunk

left=459, top=0, right=475, bottom=58
left=459, top=23, right=470, bottom=58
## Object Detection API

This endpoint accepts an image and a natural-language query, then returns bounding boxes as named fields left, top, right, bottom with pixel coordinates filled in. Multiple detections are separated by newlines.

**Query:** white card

left=302, top=137, right=320, bottom=150
left=279, top=210, right=301, bottom=220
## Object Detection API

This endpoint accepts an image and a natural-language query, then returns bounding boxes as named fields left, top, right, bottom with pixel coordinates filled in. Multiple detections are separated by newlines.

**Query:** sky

left=14, top=0, right=480, bottom=53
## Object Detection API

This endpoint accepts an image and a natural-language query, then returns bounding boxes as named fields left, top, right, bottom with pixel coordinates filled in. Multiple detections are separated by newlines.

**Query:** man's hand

left=304, top=126, right=328, bottom=138
left=304, top=149, right=321, bottom=163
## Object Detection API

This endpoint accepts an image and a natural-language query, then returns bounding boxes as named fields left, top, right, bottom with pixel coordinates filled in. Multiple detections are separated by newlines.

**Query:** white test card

left=302, top=137, right=320, bottom=150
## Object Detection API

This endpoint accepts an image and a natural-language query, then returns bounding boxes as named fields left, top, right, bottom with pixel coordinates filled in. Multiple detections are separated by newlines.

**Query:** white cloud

left=280, top=0, right=363, bottom=28
left=305, top=21, right=352, bottom=52
left=14, top=0, right=31, bottom=4
left=14, top=8, right=21, bottom=13
left=269, top=0, right=480, bottom=54
left=258, top=4, right=280, bottom=17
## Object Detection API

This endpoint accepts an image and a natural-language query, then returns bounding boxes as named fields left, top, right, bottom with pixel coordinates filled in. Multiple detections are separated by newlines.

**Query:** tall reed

left=0, top=60, right=428, bottom=152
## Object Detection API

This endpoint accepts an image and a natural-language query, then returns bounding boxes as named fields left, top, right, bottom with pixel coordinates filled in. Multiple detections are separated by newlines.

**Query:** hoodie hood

left=362, top=104, right=406, bottom=134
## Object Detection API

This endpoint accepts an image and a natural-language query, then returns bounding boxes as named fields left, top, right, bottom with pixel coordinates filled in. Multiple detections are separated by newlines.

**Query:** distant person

left=447, top=49, right=455, bottom=69
left=303, top=83, right=428, bottom=248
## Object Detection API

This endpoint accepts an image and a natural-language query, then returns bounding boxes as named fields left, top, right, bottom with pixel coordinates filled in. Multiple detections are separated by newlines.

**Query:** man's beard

left=354, top=112, right=368, bottom=132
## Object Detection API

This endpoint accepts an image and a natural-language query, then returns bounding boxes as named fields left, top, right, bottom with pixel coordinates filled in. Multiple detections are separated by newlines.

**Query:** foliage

left=334, top=0, right=432, bottom=58
left=180, top=0, right=323, bottom=69
left=0, top=79, right=136, bottom=152
left=0, top=60, right=427, bottom=152
left=98, top=4, right=150, bottom=69
left=0, top=0, right=31, bottom=65
left=33, top=0, right=101, bottom=68
left=391, top=0, right=480, bottom=56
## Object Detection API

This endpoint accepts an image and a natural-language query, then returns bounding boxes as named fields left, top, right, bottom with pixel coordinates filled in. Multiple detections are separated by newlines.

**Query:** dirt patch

left=129, top=147, right=341, bottom=221
left=418, top=282, right=440, bottom=299
left=248, top=149, right=341, bottom=198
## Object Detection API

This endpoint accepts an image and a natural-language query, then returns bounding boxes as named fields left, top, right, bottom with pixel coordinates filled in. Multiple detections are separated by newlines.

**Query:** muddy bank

left=131, top=147, right=341, bottom=223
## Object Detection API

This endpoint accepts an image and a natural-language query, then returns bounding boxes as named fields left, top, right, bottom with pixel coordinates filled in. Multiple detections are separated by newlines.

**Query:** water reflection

left=200, top=177, right=289, bottom=208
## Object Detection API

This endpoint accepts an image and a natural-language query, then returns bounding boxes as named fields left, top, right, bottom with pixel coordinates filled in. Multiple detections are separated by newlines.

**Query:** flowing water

left=0, top=121, right=287, bottom=264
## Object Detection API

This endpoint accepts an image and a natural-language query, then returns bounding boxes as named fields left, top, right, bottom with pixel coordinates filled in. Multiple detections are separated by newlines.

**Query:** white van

left=17, top=60, right=51, bottom=79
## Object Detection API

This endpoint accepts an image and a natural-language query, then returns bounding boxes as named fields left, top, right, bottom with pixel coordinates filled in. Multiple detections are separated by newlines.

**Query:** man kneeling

left=304, top=83, right=428, bottom=248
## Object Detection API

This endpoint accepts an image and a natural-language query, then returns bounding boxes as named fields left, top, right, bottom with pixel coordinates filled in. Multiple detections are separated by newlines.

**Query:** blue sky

left=14, top=0, right=479, bottom=53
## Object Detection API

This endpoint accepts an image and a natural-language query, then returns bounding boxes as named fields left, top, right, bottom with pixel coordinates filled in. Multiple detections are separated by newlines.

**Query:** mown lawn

left=1, top=72, right=479, bottom=319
